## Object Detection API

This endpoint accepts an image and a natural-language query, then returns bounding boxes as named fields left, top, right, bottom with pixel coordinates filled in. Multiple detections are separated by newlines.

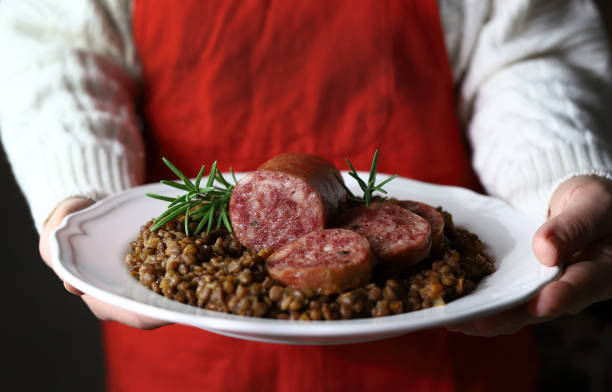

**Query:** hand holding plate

left=448, top=175, right=612, bottom=336
left=40, top=197, right=170, bottom=330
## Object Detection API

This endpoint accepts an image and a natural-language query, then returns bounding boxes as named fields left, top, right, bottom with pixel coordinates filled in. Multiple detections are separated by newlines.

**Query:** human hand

left=40, top=197, right=169, bottom=330
left=447, top=175, right=612, bottom=336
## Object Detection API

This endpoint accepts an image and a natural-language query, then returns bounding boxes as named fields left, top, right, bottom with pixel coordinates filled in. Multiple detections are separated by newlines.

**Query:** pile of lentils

left=125, top=209, right=495, bottom=320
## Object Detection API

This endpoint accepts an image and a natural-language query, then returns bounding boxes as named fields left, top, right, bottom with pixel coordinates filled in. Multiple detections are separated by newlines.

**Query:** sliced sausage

left=266, top=229, right=375, bottom=294
left=338, top=202, right=431, bottom=266
left=229, top=153, right=347, bottom=251
left=392, top=200, right=445, bottom=252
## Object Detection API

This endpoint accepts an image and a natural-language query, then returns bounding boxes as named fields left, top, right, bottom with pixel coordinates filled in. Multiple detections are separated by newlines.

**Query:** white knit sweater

left=0, top=0, right=611, bottom=231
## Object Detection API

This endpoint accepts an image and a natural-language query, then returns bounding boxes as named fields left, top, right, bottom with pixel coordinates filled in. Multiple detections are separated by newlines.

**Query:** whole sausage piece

left=392, top=200, right=445, bottom=252
left=338, top=202, right=431, bottom=267
left=265, top=229, right=375, bottom=294
left=229, top=153, right=347, bottom=251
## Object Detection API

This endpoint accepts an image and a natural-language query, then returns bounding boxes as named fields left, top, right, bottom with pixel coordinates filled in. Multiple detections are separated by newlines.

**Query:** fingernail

left=64, top=282, right=83, bottom=296
left=535, top=234, right=558, bottom=267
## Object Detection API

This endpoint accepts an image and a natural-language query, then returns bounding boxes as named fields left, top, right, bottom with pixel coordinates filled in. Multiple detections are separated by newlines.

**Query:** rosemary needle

left=146, top=158, right=236, bottom=236
left=334, top=149, right=398, bottom=207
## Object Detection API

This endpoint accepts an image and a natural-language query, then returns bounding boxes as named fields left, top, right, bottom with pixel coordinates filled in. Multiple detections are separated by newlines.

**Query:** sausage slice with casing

left=265, top=229, right=375, bottom=295
left=338, top=202, right=431, bottom=267
left=229, top=153, right=347, bottom=251
left=392, top=200, right=445, bottom=252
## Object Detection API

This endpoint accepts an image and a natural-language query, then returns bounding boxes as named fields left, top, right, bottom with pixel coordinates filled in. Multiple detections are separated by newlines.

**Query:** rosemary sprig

left=146, top=157, right=237, bottom=236
left=333, top=149, right=398, bottom=207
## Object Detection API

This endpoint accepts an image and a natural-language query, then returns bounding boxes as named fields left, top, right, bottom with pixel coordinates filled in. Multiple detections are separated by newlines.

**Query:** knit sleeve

left=0, top=0, right=144, bottom=231
left=457, top=0, right=612, bottom=219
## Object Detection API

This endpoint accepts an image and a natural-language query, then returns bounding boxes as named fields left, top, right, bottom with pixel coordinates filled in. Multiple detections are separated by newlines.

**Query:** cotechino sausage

left=229, top=153, right=347, bottom=251
left=339, top=202, right=431, bottom=267
left=392, top=200, right=445, bottom=252
left=265, top=229, right=375, bottom=294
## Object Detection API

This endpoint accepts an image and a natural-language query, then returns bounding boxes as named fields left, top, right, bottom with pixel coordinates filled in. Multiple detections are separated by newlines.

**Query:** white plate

left=51, top=172, right=560, bottom=345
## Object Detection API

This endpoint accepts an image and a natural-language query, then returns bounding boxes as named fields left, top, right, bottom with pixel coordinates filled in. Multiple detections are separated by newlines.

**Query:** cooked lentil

left=125, top=208, right=495, bottom=320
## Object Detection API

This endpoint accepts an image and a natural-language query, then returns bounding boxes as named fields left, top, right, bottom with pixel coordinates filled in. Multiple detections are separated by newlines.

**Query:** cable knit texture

left=453, top=0, right=612, bottom=220
left=0, top=0, right=611, bottom=231
left=0, top=0, right=144, bottom=230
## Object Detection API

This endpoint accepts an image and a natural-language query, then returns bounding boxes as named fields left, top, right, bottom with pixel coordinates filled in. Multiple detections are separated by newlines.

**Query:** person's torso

left=102, top=1, right=537, bottom=391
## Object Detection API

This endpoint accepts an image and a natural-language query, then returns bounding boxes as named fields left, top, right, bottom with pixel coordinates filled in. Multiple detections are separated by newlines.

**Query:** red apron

left=103, top=1, right=538, bottom=390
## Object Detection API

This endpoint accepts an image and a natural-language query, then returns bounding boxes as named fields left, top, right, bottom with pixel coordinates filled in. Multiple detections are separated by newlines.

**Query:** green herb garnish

left=333, top=149, right=398, bottom=207
left=146, top=158, right=236, bottom=236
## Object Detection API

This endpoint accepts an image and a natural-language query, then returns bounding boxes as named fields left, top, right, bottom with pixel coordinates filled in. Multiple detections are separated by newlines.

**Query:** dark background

left=3, top=2, right=612, bottom=391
